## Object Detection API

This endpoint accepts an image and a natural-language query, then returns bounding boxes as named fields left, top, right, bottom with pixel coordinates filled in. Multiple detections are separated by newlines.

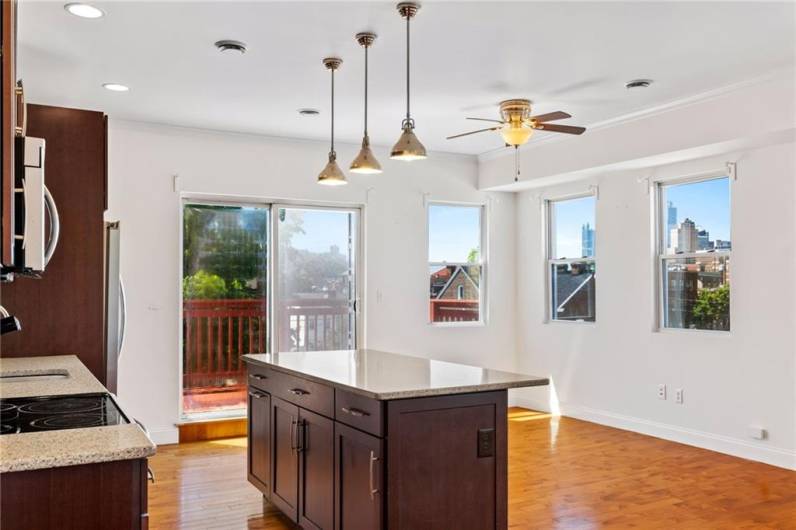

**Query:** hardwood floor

left=148, top=408, right=796, bottom=529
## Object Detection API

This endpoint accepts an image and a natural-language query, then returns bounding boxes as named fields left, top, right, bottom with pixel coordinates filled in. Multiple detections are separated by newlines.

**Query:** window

left=546, top=195, right=596, bottom=322
left=428, top=203, right=484, bottom=324
left=657, top=176, right=731, bottom=331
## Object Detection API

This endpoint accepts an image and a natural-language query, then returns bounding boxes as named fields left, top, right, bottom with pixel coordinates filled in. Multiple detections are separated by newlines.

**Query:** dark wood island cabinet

left=244, top=350, right=548, bottom=530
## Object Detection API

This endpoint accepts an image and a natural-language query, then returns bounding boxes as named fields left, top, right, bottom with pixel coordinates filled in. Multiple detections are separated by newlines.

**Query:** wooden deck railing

left=182, top=298, right=353, bottom=392
left=429, top=299, right=479, bottom=322
left=183, top=299, right=266, bottom=391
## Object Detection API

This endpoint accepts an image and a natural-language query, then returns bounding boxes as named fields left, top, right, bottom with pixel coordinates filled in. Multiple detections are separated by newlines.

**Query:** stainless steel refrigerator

left=104, top=221, right=126, bottom=394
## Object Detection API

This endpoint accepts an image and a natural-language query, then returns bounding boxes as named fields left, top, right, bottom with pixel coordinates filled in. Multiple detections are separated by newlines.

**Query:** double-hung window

left=546, top=195, right=596, bottom=322
left=656, top=175, right=731, bottom=331
left=427, top=203, right=485, bottom=324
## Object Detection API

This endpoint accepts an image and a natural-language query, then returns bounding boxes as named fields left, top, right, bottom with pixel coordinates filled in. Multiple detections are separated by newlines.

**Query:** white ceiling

left=19, top=1, right=795, bottom=156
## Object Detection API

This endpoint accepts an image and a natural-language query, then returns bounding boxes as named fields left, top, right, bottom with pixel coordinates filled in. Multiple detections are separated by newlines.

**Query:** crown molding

left=477, top=66, right=795, bottom=163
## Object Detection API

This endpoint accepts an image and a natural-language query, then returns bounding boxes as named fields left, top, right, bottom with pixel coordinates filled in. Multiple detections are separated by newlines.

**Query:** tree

left=183, top=270, right=227, bottom=300
left=467, top=247, right=480, bottom=263
left=692, top=283, right=730, bottom=330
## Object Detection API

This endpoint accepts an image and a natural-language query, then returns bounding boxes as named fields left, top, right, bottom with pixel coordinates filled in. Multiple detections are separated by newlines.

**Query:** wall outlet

left=657, top=384, right=666, bottom=400
left=747, top=426, right=767, bottom=440
left=675, top=388, right=683, bottom=404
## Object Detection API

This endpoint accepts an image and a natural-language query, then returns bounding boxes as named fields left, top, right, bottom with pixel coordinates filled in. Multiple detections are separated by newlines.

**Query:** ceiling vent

left=625, top=79, right=653, bottom=89
left=214, top=40, right=247, bottom=54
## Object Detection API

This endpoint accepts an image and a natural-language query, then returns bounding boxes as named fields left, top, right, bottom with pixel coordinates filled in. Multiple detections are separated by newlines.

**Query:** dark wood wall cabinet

left=246, top=361, right=509, bottom=530
left=0, top=105, right=109, bottom=385
left=1, top=0, right=18, bottom=268
left=0, top=458, right=149, bottom=530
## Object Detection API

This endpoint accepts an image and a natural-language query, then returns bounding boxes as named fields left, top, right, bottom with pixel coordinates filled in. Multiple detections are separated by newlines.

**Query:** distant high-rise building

left=666, top=201, right=677, bottom=248
left=677, top=218, right=698, bottom=253
left=714, top=239, right=732, bottom=250
left=581, top=223, right=595, bottom=257
left=697, top=229, right=710, bottom=251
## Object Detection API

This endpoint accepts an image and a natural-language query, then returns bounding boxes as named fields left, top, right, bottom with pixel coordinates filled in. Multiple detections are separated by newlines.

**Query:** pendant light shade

left=318, top=57, right=347, bottom=186
left=350, top=32, right=382, bottom=174
left=391, top=2, right=427, bottom=161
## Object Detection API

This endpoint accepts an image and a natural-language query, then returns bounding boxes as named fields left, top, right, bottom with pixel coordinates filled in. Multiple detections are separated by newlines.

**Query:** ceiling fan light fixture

left=392, top=2, right=426, bottom=162
left=500, top=124, right=534, bottom=146
left=318, top=57, right=347, bottom=186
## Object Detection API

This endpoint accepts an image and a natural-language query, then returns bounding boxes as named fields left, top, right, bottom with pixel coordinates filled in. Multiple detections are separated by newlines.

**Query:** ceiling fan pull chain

left=515, top=146, right=520, bottom=182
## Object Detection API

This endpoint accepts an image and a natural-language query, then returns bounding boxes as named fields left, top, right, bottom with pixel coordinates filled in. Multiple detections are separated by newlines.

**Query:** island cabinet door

left=247, top=388, right=271, bottom=496
left=298, top=408, right=335, bottom=530
left=270, top=396, right=300, bottom=522
left=334, top=422, right=384, bottom=530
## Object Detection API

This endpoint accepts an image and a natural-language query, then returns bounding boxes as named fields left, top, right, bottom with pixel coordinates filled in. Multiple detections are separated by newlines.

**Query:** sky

left=552, top=195, right=595, bottom=259
left=280, top=208, right=354, bottom=253
left=663, top=177, right=731, bottom=241
left=428, top=205, right=481, bottom=262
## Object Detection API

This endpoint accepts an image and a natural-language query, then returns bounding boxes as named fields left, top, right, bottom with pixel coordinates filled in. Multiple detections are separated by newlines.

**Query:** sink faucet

left=0, top=305, right=22, bottom=335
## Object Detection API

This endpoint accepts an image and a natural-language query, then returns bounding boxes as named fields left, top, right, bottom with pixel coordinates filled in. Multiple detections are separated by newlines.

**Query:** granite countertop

left=0, top=355, right=156, bottom=473
left=243, top=349, right=549, bottom=400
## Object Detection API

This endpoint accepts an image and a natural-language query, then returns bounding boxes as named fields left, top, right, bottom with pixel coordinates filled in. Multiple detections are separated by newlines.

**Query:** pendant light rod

left=397, top=2, right=419, bottom=125
left=351, top=32, right=383, bottom=174
left=323, top=57, right=342, bottom=154
left=355, top=32, right=376, bottom=135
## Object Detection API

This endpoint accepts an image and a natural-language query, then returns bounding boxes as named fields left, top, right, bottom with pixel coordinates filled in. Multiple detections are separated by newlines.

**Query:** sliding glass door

left=275, top=206, right=358, bottom=352
left=181, top=203, right=269, bottom=417
left=181, top=201, right=359, bottom=419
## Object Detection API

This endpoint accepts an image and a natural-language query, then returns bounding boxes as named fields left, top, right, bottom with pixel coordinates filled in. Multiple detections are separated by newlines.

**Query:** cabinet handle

left=147, top=467, right=155, bottom=483
left=290, top=419, right=298, bottom=452
left=341, top=406, right=370, bottom=417
left=250, top=373, right=268, bottom=380
left=249, top=391, right=265, bottom=399
left=289, top=388, right=309, bottom=396
left=369, top=450, right=380, bottom=500
left=298, top=420, right=306, bottom=453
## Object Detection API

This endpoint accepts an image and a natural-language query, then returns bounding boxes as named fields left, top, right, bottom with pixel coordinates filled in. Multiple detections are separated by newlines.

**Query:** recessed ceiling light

left=625, top=79, right=653, bottom=89
left=64, top=3, right=104, bottom=19
left=298, top=108, right=320, bottom=116
left=214, top=40, right=247, bottom=54
left=103, top=83, right=130, bottom=92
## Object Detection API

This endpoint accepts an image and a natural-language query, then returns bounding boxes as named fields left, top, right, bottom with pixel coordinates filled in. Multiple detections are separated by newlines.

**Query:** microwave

left=10, top=136, right=60, bottom=275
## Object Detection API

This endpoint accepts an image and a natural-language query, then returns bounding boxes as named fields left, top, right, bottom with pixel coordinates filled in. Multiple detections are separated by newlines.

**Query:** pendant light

left=350, top=32, right=382, bottom=174
left=390, top=2, right=427, bottom=161
left=317, top=57, right=347, bottom=186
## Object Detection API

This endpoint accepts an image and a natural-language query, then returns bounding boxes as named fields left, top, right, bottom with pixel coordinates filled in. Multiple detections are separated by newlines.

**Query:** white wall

left=107, top=120, right=517, bottom=444
left=506, top=137, right=796, bottom=469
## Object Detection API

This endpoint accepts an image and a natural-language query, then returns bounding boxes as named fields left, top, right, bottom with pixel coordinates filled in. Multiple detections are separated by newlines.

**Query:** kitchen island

left=243, top=349, right=548, bottom=530
left=0, top=356, right=155, bottom=529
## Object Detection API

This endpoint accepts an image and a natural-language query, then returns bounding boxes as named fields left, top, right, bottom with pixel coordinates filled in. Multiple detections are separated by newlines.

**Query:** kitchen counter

left=0, top=355, right=155, bottom=473
left=243, top=349, right=548, bottom=400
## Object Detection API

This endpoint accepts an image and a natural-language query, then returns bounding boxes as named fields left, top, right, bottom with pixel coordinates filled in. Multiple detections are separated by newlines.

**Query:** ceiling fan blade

left=446, top=127, right=500, bottom=140
left=533, top=123, right=586, bottom=135
left=466, top=117, right=504, bottom=124
left=529, top=111, right=571, bottom=123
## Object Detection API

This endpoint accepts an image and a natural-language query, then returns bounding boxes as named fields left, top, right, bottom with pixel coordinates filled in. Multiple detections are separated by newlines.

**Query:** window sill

left=654, top=327, right=731, bottom=337
left=545, top=319, right=596, bottom=326
left=428, top=321, right=486, bottom=328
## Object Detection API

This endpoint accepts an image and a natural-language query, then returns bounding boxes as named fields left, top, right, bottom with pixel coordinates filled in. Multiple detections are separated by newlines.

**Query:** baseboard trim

left=149, top=428, right=179, bottom=446
left=510, top=396, right=796, bottom=471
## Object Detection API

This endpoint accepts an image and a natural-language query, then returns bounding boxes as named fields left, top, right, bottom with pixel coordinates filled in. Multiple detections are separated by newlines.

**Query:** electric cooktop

left=0, top=393, right=129, bottom=435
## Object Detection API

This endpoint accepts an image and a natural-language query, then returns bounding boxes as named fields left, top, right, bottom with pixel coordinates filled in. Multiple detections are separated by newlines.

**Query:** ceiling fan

left=447, top=99, right=586, bottom=182
left=447, top=99, right=586, bottom=146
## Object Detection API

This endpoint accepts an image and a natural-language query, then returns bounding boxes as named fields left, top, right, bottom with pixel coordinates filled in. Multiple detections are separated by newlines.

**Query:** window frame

left=544, top=191, right=597, bottom=324
left=653, top=171, right=732, bottom=334
left=426, top=200, right=487, bottom=327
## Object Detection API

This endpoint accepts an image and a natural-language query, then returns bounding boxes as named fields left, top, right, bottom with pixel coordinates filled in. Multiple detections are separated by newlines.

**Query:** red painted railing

left=183, top=299, right=266, bottom=391
left=429, top=299, right=480, bottom=322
